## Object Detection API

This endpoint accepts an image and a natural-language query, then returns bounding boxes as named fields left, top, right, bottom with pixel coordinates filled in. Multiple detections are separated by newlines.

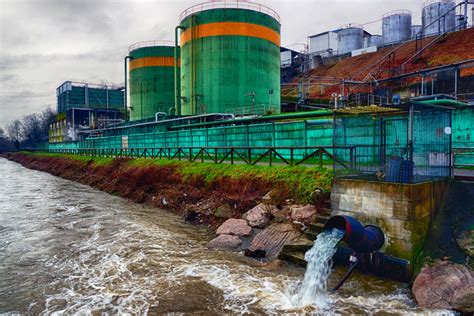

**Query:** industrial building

left=49, top=81, right=124, bottom=142
left=46, top=0, right=473, bottom=165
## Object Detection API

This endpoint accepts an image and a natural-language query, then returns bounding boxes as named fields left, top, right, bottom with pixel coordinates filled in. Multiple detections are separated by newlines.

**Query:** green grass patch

left=23, top=151, right=333, bottom=203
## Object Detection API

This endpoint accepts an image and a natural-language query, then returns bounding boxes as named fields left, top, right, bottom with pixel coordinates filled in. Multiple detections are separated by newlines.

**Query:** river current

left=0, top=158, right=445, bottom=314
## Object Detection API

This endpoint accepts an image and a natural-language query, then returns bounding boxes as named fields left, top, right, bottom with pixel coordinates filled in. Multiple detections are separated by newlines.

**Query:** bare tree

left=5, top=107, right=55, bottom=149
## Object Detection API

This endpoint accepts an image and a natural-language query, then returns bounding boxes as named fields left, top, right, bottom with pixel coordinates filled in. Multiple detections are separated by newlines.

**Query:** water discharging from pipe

left=289, top=228, right=344, bottom=309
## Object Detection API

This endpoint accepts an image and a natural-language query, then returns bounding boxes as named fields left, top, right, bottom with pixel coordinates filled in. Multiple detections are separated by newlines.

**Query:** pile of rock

left=207, top=199, right=319, bottom=259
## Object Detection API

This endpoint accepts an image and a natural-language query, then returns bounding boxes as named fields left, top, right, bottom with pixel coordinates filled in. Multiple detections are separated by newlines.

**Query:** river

left=0, top=158, right=443, bottom=314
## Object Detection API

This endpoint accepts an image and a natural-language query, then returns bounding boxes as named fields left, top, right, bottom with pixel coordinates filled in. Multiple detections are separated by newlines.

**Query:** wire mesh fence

left=333, top=103, right=452, bottom=183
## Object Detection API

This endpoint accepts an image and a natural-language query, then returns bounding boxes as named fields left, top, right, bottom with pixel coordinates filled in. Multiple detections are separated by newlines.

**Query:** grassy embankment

left=5, top=151, right=333, bottom=224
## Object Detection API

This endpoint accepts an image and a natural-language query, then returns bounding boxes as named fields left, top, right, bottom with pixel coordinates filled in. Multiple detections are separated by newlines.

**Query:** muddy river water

left=0, top=158, right=448, bottom=314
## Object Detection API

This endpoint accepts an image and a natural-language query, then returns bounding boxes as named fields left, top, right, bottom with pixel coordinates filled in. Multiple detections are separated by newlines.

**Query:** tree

left=0, top=127, right=15, bottom=153
left=5, top=107, right=55, bottom=149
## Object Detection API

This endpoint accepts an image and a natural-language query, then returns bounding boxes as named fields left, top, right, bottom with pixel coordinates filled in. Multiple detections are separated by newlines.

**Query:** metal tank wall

left=179, top=3, right=281, bottom=116
left=411, top=25, right=422, bottom=38
left=337, top=26, right=364, bottom=55
left=382, top=11, right=412, bottom=44
left=369, top=35, right=383, bottom=47
left=422, top=0, right=456, bottom=36
left=129, top=42, right=179, bottom=121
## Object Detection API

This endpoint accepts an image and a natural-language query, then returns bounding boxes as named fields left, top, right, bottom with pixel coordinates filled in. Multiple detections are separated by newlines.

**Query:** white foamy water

left=288, top=228, right=344, bottom=309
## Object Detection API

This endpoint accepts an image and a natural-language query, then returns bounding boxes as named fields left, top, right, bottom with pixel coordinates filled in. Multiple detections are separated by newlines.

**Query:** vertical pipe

left=175, top=25, right=185, bottom=116
left=454, top=67, right=458, bottom=97
left=124, top=56, right=133, bottom=119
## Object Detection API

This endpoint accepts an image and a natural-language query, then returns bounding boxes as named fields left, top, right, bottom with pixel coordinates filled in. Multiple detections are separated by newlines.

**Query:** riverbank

left=3, top=151, right=331, bottom=229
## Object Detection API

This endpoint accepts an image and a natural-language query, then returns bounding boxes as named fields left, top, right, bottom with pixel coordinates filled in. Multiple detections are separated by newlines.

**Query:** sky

left=0, top=0, right=447, bottom=129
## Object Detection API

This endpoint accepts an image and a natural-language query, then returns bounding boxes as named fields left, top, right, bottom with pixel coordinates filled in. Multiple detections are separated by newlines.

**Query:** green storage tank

left=179, top=2, right=281, bottom=116
left=129, top=41, right=179, bottom=121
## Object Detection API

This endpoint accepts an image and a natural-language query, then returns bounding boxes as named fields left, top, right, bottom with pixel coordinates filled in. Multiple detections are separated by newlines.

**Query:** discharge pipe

left=323, top=215, right=385, bottom=253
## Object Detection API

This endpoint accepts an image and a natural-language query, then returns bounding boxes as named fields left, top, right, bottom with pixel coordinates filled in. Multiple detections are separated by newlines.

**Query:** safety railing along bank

left=43, top=146, right=354, bottom=168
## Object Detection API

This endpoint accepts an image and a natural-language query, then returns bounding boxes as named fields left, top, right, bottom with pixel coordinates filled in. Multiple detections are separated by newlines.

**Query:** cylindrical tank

left=337, top=25, right=364, bottom=55
left=129, top=41, right=179, bottom=121
left=369, top=35, right=383, bottom=47
left=422, top=0, right=456, bottom=36
left=382, top=10, right=412, bottom=44
left=179, top=1, right=281, bottom=116
left=411, top=25, right=422, bottom=38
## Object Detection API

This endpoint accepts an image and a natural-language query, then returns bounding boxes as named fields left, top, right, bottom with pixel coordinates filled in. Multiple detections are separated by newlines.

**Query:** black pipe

left=332, top=261, right=358, bottom=291
left=323, top=215, right=385, bottom=253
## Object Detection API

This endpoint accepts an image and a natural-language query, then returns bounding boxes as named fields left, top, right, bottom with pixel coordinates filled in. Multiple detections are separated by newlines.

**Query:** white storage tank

left=337, top=25, right=364, bottom=55
left=370, top=35, right=383, bottom=47
left=382, top=10, right=412, bottom=44
left=422, top=0, right=456, bottom=36
left=411, top=25, right=422, bottom=38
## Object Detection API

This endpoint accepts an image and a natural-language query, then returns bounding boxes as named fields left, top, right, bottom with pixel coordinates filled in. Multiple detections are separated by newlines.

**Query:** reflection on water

left=0, top=158, right=443, bottom=314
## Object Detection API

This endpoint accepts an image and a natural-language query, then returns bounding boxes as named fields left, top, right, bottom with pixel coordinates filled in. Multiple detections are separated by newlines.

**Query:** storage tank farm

left=422, top=0, right=456, bottom=36
left=382, top=10, right=412, bottom=44
left=178, top=1, right=281, bottom=116
left=128, top=41, right=179, bottom=121
left=337, top=25, right=364, bottom=55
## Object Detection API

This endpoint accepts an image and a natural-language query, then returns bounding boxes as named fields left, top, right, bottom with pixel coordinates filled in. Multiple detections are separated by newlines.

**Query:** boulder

left=243, top=203, right=272, bottom=228
left=290, top=204, right=317, bottom=223
left=412, top=261, right=474, bottom=313
left=216, top=218, right=252, bottom=236
left=208, top=234, right=242, bottom=250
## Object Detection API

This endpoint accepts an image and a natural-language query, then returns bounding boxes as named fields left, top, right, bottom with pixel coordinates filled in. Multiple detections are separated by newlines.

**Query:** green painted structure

left=129, top=43, right=179, bottom=121
left=179, top=7, right=281, bottom=115
left=56, top=81, right=124, bottom=113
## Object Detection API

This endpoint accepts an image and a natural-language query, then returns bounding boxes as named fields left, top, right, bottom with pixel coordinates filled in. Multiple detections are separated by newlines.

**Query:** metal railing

left=43, top=146, right=352, bottom=168
left=129, top=40, right=175, bottom=52
left=179, top=0, right=280, bottom=22
left=453, top=147, right=474, bottom=168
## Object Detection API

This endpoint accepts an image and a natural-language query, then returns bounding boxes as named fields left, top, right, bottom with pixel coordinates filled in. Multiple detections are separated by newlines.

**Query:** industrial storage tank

left=337, top=25, right=364, bottom=55
left=382, top=10, right=412, bottom=44
left=128, top=41, right=179, bottom=121
left=422, top=0, right=456, bottom=36
left=369, top=35, right=383, bottom=47
left=411, top=25, right=422, bottom=38
left=179, top=1, right=281, bottom=116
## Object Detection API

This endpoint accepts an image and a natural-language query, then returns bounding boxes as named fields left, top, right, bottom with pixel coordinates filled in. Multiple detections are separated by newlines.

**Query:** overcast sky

left=0, top=0, right=462, bottom=129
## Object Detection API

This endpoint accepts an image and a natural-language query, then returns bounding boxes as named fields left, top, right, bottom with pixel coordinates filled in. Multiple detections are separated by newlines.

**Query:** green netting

left=333, top=105, right=452, bottom=183
left=45, top=107, right=474, bottom=167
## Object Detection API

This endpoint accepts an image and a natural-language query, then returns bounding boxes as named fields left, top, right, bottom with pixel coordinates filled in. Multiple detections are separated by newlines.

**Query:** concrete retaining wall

left=331, top=178, right=449, bottom=262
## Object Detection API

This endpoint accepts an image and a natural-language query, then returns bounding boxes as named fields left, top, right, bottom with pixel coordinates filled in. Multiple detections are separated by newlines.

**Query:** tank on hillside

left=179, top=1, right=281, bottom=116
left=129, top=41, right=179, bottom=121
left=422, top=0, right=456, bottom=36
left=369, top=35, right=383, bottom=47
left=337, top=25, right=364, bottom=55
left=382, top=10, right=412, bottom=44
left=411, top=25, right=422, bottom=38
